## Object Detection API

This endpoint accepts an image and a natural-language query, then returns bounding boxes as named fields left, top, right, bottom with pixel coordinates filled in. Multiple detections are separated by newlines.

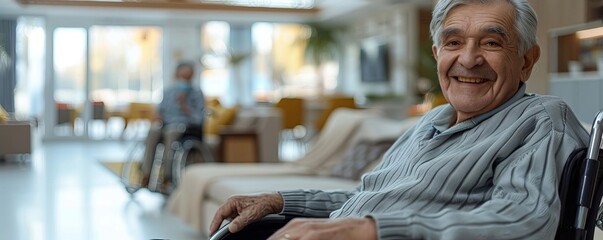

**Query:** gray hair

left=430, top=0, right=538, bottom=55
left=176, top=61, right=195, bottom=73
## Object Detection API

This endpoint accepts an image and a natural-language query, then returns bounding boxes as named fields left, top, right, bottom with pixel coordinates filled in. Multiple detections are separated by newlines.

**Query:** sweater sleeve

left=279, top=189, right=358, bottom=217
left=276, top=126, right=418, bottom=218
left=369, top=125, right=585, bottom=240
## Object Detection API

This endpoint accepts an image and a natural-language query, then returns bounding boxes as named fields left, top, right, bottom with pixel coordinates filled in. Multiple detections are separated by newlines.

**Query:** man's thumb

left=228, top=217, right=246, bottom=233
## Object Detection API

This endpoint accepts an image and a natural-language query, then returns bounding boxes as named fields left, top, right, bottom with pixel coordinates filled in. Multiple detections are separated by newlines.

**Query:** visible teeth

left=457, top=77, right=486, bottom=83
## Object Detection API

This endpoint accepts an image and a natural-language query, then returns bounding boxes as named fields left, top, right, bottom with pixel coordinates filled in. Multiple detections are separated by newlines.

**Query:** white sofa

left=166, top=108, right=419, bottom=236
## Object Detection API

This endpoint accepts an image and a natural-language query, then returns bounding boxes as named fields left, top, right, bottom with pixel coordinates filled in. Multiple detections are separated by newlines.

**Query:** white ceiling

left=0, top=0, right=428, bottom=25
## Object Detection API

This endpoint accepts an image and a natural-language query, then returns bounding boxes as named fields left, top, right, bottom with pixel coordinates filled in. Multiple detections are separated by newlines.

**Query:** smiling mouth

left=455, top=77, right=489, bottom=84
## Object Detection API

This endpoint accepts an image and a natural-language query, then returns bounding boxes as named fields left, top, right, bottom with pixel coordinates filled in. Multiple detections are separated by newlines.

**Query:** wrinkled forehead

left=441, top=23, right=511, bottom=41
left=440, top=2, right=517, bottom=39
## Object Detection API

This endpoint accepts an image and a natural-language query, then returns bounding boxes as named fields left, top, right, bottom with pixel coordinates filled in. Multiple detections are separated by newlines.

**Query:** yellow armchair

left=275, top=98, right=304, bottom=130
left=124, top=102, right=156, bottom=129
left=0, top=104, right=7, bottom=123
left=314, top=96, right=356, bottom=131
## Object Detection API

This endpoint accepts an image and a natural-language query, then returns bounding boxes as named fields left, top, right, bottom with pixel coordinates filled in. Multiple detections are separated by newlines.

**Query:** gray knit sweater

left=280, top=85, right=589, bottom=240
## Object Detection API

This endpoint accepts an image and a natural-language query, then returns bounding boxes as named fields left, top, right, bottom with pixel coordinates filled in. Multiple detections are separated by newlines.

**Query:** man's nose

left=458, top=44, right=485, bottom=68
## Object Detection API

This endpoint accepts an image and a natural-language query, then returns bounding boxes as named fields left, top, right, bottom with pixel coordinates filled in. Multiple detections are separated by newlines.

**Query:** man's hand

left=209, top=193, right=284, bottom=236
left=177, top=93, right=191, bottom=115
left=267, top=217, right=377, bottom=240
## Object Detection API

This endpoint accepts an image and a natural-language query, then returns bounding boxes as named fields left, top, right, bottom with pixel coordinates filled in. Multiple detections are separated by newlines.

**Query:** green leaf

left=418, top=41, right=440, bottom=94
left=303, top=24, right=338, bottom=65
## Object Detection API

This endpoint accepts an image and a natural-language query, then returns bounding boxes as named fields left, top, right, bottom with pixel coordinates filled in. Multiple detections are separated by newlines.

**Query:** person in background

left=209, top=0, right=590, bottom=239
left=141, top=61, right=205, bottom=192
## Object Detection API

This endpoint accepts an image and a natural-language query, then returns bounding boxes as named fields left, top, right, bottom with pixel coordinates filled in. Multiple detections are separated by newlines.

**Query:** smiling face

left=432, top=1, right=540, bottom=124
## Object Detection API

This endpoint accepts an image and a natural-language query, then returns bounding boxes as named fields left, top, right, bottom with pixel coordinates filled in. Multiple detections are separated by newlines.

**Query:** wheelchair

left=209, top=109, right=603, bottom=240
left=121, top=123, right=215, bottom=195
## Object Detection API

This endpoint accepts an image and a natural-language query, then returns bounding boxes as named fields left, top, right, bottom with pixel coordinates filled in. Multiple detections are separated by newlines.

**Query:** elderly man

left=141, top=61, right=205, bottom=191
left=209, top=0, right=589, bottom=239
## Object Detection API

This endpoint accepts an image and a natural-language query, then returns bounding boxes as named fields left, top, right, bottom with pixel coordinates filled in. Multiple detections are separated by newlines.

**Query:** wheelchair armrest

left=208, top=223, right=232, bottom=240
left=208, top=214, right=296, bottom=240
left=597, top=206, right=603, bottom=231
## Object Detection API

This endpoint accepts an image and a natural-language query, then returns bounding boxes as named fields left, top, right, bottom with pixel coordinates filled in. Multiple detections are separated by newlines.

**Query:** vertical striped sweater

left=279, top=85, right=589, bottom=240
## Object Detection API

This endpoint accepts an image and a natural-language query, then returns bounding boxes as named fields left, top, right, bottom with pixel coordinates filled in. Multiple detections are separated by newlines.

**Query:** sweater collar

left=432, top=83, right=527, bottom=134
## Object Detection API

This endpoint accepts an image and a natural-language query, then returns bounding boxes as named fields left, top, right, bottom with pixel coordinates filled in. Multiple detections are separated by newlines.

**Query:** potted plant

left=418, top=41, right=446, bottom=107
left=302, top=24, right=339, bottom=93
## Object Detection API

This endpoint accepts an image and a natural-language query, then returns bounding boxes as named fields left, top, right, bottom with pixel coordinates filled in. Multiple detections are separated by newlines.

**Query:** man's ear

left=520, top=45, right=540, bottom=82
left=432, top=45, right=439, bottom=60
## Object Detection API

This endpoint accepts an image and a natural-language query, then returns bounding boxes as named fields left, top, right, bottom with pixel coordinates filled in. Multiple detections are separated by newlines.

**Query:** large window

left=89, top=26, right=163, bottom=110
left=53, top=27, right=87, bottom=136
left=53, top=28, right=87, bottom=108
left=200, top=22, right=310, bottom=104
left=199, top=22, right=337, bottom=104
left=200, top=21, right=230, bottom=99
left=52, top=25, right=163, bottom=138
left=253, top=23, right=311, bottom=101
left=252, top=23, right=337, bottom=102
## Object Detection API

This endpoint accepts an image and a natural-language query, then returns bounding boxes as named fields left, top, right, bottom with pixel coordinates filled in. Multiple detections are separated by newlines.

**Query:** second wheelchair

left=120, top=123, right=215, bottom=195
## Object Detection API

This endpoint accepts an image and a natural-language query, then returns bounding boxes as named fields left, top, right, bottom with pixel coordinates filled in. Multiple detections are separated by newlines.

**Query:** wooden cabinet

left=0, top=121, right=32, bottom=155
left=218, top=129, right=258, bottom=163
left=550, top=21, right=603, bottom=74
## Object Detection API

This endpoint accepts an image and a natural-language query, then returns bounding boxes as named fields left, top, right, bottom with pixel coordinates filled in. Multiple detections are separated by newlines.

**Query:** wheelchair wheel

left=121, top=141, right=146, bottom=195
left=171, top=139, right=215, bottom=187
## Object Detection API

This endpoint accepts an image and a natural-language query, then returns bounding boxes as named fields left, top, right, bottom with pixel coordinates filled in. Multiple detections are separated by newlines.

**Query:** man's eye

left=444, top=40, right=460, bottom=47
left=485, top=41, right=501, bottom=47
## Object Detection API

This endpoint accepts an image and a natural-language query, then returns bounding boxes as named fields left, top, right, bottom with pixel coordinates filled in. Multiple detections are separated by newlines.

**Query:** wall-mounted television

left=360, top=43, right=390, bottom=83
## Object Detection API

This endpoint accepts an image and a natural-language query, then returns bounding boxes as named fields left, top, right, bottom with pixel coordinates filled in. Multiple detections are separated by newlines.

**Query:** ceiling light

left=201, top=0, right=315, bottom=9
left=577, top=27, right=603, bottom=39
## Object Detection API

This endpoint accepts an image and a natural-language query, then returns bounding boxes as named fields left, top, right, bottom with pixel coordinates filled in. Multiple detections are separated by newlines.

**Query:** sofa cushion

left=330, top=138, right=396, bottom=180
left=206, top=175, right=359, bottom=203
left=205, top=105, right=239, bottom=135
left=314, top=116, right=418, bottom=177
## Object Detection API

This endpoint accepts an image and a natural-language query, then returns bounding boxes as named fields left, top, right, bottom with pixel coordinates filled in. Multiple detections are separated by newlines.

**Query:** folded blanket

left=166, top=163, right=312, bottom=232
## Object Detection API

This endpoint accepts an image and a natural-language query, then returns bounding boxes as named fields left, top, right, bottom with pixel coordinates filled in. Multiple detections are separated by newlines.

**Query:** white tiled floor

left=0, top=137, right=202, bottom=240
